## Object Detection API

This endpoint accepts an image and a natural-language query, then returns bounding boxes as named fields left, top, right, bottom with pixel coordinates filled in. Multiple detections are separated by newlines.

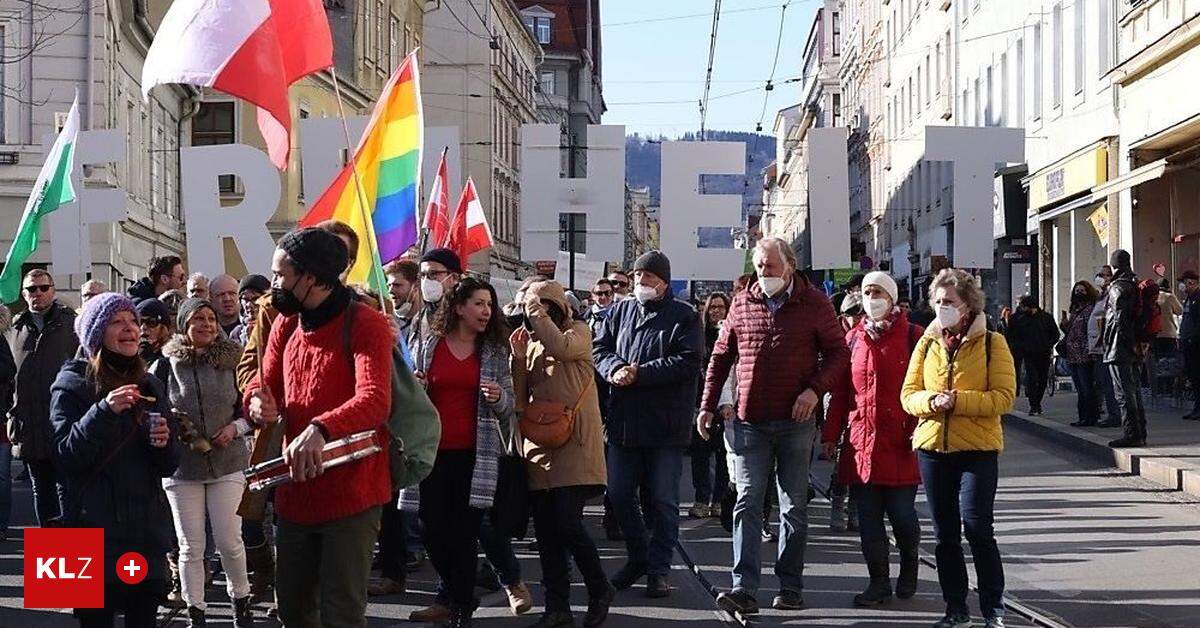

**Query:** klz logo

left=24, top=528, right=104, bottom=609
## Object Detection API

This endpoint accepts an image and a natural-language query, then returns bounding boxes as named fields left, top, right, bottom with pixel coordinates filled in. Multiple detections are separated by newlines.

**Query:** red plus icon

left=116, top=552, right=147, bottom=585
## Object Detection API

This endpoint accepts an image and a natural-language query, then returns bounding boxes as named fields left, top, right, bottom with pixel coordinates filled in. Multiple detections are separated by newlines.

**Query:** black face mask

left=272, top=278, right=313, bottom=316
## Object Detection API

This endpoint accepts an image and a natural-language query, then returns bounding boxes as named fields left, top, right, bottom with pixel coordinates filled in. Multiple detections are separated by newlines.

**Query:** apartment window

left=916, top=67, right=922, bottom=111
left=298, top=108, right=310, bottom=199
left=961, top=89, right=969, bottom=124
left=1015, top=38, right=1025, bottom=123
left=974, top=77, right=981, bottom=126
left=559, top=213, right=586, bottom=253
left=523, top=16, right=552, bottom=44
left=192, top=102, right=236, bottom=193
left=389, top=16, right=399, bottom=71
left=832, top=11, right=841, bottom=56
left=985, top=66, right=994, bottom=125
left=1052, top=3, right=1062, bottom=108
left=1099, top=0, right=1112, bottom=75
left=1074, top=0, right=1085, bottom=94
left=376, top=1, right=386, bottom=67
left=539, top=71, right=555, bottom=96
left=935, top=42, right=943, bottom=93
left=0, top=26, right=5, bottom=142
left=832, top=93, right=842, bottom=127
left=1033, top=23, right=1043, bottom=119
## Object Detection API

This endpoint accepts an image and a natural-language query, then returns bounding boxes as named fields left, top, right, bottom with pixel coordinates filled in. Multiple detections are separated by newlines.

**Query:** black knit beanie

left=278, top=228, right=349, bottom=284
left=633, top=250, right=672, bottom=284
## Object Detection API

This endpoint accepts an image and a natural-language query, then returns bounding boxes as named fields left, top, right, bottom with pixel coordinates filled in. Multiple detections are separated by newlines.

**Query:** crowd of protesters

left=3, top=221, right=1190, bottom=628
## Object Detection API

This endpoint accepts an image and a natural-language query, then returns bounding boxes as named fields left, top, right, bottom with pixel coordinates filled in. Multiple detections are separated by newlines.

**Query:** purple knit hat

left=75, top=292, right=137, bottom=358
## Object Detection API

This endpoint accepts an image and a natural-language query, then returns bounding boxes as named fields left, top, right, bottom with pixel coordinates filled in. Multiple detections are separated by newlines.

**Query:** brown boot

left=410, top=604, right=452, bottom=623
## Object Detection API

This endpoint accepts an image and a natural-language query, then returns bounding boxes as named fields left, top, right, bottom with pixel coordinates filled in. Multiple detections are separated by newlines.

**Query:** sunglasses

left=23, top=284, right=52, bottom=294
left=592, top=290, right=613, bottom=297
left=609, top=281, right=629, bottom=288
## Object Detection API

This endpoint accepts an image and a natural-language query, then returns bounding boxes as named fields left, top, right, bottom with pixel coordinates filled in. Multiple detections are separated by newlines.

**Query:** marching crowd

left=0, top=219, right=1181, bottom=628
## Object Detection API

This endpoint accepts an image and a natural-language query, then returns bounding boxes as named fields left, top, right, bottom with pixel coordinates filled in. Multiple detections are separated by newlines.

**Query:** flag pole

left=329, top=65, right=389, bottom=315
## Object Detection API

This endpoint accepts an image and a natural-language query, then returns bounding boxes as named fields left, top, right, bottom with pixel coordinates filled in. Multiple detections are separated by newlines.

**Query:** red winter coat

left=702, top=273, right=849, bottom=422
left=822, top=312, right=922, bottom=487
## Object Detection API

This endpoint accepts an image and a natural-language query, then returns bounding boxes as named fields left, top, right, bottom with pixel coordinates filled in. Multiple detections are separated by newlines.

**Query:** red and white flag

left=141, top=0, right=333, bottom=171
left=424, top=148, right=452, bottom=248
left=448, top=178, right=494, bottom=263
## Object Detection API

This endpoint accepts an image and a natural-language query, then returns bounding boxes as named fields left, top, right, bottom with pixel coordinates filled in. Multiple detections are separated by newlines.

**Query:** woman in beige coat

left=511, top=280, right=613, bottom=628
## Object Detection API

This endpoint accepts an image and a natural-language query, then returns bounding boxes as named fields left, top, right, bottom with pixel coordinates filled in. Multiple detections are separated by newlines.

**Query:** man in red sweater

left=246, top=228, right=394, bottom=628
left=697, top=237, right=849, bottom=616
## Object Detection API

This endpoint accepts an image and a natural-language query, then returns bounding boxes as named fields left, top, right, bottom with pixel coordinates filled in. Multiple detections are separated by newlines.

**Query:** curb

left=1004, top=410, right=1200, bottom=498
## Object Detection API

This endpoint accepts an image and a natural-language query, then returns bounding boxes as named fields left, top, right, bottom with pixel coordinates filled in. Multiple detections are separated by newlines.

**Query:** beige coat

left=512, top=281, right=607, bottom=491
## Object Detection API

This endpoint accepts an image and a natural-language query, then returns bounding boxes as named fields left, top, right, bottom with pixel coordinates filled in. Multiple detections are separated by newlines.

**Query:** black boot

left=896, top=551, right=919, bottom=599
left=187, top=606, right=206, bottom=628
left=234, top=596, right=254, bottom=627
left=583, top=584, right=616, bottom=627
left=245, top=542, right=275, bottom=602
left=853, top=543, right=892, bottom=607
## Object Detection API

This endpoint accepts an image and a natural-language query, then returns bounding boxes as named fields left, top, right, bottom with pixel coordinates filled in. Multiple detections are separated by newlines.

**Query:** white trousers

left=163, top=472, right=251, bottom=609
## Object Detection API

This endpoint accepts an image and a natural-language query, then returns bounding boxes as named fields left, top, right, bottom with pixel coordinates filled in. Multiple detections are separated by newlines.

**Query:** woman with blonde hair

left=901, top=269, right=1016, bottom=628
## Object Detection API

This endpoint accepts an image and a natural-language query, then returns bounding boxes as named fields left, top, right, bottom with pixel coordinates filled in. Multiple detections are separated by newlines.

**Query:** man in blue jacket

left=593, top=250, right=703, bottom=599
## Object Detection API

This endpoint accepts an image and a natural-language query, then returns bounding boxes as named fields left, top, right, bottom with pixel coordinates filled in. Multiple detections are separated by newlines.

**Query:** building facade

left=516, top=0, right=604, bottom=178
left=0, top=0, right=192, bottom=301
left=424, top=0, right=540, bottom=280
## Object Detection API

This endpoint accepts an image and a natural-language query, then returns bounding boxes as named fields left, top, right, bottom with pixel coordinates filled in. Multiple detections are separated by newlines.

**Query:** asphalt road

left=0, top=417, right=1196, bottom=627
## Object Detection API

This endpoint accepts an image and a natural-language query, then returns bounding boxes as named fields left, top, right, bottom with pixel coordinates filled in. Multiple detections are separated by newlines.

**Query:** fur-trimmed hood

left=162, top=334, right=242, bottom=371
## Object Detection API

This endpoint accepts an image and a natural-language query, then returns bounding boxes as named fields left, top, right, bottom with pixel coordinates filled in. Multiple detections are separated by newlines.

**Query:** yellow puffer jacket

left=901, top=312, right=1016, bottom=453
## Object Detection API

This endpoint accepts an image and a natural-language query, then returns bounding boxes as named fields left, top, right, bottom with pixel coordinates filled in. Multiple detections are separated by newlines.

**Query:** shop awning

left=1090, top=158, right=1172, bottom=199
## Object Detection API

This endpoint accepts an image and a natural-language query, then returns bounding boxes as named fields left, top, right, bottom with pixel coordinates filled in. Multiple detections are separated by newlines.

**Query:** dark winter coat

left=1005, top=308, right=1060, bottom=358
left=9, top=302, right=80, bottom=460
left=592, top=290, right=703, bottom=449
left=151, top=335, right=250, bottom=481
left=701, top=273, right=850, bottom=422
left=49, top=360, right=180, bottom=592
left=1060, top=301, right=1096, bottom=365
left=126, top=277, right=157, bottom=301
left=1103, top=271, right=1139, bottom=364
left=823, top=314, right=923, bottom=487
left=1180, top=290, right=1200, bottom=343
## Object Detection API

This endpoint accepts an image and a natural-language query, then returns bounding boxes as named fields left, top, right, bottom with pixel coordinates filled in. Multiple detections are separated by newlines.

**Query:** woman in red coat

left=822, top=271, right=923, bottom=608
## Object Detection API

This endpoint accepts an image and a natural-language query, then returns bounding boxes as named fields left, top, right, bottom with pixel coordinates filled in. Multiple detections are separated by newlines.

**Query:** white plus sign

left=123, top=559, right=142, bottom=578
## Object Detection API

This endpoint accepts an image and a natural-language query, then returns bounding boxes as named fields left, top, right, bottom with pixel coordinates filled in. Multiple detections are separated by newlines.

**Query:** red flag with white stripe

left=141, top=0, right=333, bottom=170
left=424, top=148, right=452, bottom=248
left=448, top=177, right=494, bottom=264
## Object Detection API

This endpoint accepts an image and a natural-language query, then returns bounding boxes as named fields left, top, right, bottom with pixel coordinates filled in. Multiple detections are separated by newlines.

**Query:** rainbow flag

left=301, top=51, right=422, bottom=294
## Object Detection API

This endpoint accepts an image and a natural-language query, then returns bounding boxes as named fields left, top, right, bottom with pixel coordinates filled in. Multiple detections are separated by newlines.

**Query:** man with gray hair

left=699, top=237, right=849, bottom=615
left=187, top=272, right=210, bottom=300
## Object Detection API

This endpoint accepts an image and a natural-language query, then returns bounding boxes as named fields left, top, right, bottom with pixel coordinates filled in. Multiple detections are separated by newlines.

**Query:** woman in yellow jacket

left=901, top=269, right=1016, bottom=628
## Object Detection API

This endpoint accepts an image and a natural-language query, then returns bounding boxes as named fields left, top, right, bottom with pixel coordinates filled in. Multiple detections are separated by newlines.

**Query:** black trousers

left=532, top=486, right=610, bottom=612
left=1109, top=362, right=1147, bottom=441
left=1022, top=352, right=1052, bottom=410
left=1183, top=339, right=1200, bottom=413
left=419, top=450, right=484, bottom=610
left=75, top=582, right=165, bottom=628
left=378, top=493, right=406, bottom=582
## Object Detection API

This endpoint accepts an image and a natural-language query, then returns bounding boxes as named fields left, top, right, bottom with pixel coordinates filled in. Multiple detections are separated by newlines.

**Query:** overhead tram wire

left=698, top=0, right=723, bottom=143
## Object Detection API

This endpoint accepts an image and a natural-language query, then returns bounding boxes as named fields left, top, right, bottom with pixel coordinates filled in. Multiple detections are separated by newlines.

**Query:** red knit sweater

left=247, top=303, right=394, bottom=525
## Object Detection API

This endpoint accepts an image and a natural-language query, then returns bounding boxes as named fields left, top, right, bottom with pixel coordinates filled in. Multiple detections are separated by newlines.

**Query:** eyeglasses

left=23, top=284, right=52, bottom=294
left=418, top=270, right=450, bottom=280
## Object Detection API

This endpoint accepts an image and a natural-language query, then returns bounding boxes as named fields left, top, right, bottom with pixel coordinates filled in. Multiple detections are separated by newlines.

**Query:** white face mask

left=759, top=276, right=787, bottom=297
left=864, top=296, right=891, bottom=321
left=395, top=301, right=413, bottom=318
left=420, top=278, right=444, bottom=303
left=633, top=284, right=658, bottom=304
left=936, top=304, right=963, bottom=329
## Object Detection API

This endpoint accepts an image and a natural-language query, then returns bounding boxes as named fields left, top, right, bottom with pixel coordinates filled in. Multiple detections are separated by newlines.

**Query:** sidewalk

left=1005, top=388, right=1200, bottom=497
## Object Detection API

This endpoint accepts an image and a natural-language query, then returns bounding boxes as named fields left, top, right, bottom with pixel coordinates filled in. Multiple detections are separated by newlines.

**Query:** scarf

left=941, top=312, right=976, bottom=356
left=864, top=309, right=899, bottom=341
left=299, top=285, right=353, bottom=331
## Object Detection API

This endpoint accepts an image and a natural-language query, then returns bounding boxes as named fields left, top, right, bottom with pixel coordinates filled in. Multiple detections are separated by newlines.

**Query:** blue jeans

left=918, top=450, right=1005, bottom=620
left=606, top=443, right=683, bottom=576
left=1069, top=361, right=1101, bottom=424
left=851, top=484, right=919, bottom=550
left=0, top=443, right=10, bottom=533
left=725, top=419, right=814, bottom=595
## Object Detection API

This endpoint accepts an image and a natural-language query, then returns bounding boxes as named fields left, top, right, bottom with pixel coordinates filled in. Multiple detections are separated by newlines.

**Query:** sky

left=600, top=0, right=819, bottom=139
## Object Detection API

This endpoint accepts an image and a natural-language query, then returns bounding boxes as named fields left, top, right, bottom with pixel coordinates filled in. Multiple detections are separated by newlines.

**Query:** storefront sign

left=1087, top=205, right=1110, bottom=244
left=1028, top=144, right=1107, bottom=212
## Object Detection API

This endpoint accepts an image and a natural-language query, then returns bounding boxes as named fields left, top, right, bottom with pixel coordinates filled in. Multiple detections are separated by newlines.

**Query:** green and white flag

left=0, top=92, right=80, bottom=303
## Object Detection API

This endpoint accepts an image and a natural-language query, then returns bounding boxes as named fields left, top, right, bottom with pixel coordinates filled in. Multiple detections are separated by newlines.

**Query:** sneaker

left=645, top=574, right=670, bottom=599
left=233, top=596, right=253, bottom=628
left=984, top=617, right=1005, bottom=628
left=716, top=589, right=760, bottom=615
left=367, top=577, right=406, bottom=597
left=506, top=582, right=534, bottom=615
left=762, top=526, right=778, bottom=542
left=933, top=613, right=972, bottom=628
left=772, top=590, right=804, bottom=610
left=410, top=604, right=452, bottom=624
left=688, top=503, right=711, bottom=519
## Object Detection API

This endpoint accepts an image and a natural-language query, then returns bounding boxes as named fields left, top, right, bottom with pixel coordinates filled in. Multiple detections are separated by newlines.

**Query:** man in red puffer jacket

left=697, top=237, right=849, bottom=616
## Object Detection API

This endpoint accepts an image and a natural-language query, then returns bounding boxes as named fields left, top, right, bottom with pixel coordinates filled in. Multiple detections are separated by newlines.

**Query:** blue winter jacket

left=592, top=291, right=703, bottom=448
left=49, top=360, right=181, bottom=593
